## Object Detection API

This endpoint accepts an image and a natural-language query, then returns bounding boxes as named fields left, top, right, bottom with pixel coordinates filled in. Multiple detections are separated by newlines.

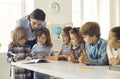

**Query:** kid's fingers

left=67, top=56, right=72, bottom=62
left=83, top=52, right=86, bottom=56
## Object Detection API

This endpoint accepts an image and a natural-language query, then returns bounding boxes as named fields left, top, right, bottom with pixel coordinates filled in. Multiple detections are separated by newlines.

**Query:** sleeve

left=50, top=48, right=55, bottom=56
left=31, top=45, right=39, bottom=59
left=31, top=45, right=36, bottom=57
left=89, top=42, right=108, bottom=65
left=58, top=44, right=64, bottom=55
left=16, top=19, right=23, bottom=27
left=107, top=45, right=113, bottom=59
left=7, top=48, right=14, bottom=63
left=25, top=46, right=32, bottom=57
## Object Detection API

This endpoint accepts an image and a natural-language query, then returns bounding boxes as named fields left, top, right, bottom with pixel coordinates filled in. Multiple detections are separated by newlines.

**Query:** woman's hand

left=8, top=42, right=14, bottom=48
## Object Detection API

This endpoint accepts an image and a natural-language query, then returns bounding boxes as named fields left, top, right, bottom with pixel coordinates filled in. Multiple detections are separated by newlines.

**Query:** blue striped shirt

left=85, top=38, right=108, bottom=65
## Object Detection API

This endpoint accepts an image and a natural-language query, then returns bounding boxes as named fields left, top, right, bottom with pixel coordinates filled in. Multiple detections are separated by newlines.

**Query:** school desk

left=11, top=61, right=120, bottom=79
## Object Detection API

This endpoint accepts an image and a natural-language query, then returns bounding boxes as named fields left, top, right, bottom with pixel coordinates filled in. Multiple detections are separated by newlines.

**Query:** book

left=22, top=59, right=49, bottom=64
left=109, top=64, right=120, bottom=71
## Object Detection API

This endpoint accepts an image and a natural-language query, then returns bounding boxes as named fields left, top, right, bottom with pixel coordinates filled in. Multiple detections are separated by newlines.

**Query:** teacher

left=16, top=8, right=46, bottom=48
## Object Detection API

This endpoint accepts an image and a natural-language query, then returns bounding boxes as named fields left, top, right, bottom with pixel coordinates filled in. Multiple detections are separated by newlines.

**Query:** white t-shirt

left=107, top=45, right=120, bottom=59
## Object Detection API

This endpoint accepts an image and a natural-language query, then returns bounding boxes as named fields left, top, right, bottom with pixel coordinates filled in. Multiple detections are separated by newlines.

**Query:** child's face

left=82, top=35, right=97, bottom=44
left=107, top=31, right=120, bottom=48
left=18, top=38, right=27, bottom=46
left=61, top=31, right=70, bottom=44
left=37, top=33, right=46, bottom=44
left=70, top=34, right=79, bottom=46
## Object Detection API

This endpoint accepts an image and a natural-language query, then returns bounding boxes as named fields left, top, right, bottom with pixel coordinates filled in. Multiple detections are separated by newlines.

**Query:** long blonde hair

left=12, top=27, right=28, bottom=45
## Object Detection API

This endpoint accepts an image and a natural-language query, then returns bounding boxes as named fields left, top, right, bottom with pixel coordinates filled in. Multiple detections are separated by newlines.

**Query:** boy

left=79, top=22, right=108, bottom=65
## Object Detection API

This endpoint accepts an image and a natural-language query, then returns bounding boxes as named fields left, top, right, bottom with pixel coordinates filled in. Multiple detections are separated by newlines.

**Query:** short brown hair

left=12, top=27, right=28, bottom=45
left=80, top=22, right=100, bottom=38
left=36, top=28, right=52, bottom=47
left=111, top=26, right=120, bottom=40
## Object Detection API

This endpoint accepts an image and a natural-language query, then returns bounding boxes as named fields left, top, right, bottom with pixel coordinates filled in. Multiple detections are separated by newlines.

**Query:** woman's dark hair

left=111, top=26, right=120, bottom=40
left=29, top=8, right=46, bottom=21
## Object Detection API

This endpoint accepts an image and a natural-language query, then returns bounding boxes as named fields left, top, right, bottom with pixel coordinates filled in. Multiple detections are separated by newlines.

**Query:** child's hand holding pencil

left=9, top=51, right=19, bottom=62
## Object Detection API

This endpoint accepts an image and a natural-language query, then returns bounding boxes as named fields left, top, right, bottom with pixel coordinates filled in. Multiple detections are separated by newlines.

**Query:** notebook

left=22, top=59, right=49, bottom=64
left=109, top=64, right=120, bottom=71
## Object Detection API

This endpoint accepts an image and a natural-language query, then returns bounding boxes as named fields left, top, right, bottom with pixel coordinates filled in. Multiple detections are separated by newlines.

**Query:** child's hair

left=80, top=22, right=100, bottom=38
left=12, top=27, right=28, bottom=45
left=110, top=26, right=120, bottom=40
left=36, top=28, right=52, bottom=47
left=62, top=26, right=72, bottom=41
left=70, top=27, right=84, bottom=43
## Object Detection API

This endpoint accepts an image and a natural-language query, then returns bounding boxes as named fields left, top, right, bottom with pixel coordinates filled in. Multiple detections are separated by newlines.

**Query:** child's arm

left=25, top=56, right=32, bottom=61
left=109, top=58, right=114, bottom=65
left=50, top=49, right=55, bottom=56
left=109, top=58, right=120, bottom=66
left=68, top=55, right=79, bottom=63
left=57, top=50, right=62, bottom=56
left=79, top=50, right=89, bottom=64
left=67, top=50, right=79, bottom=63
left=58, top=50, right=69, bottom=60
left=8, top=42, right=14, bottom=48
left=7, top=48, right=18, bottom=63
left=31, top=45, right=40, bottom=59
left=25, top=46, right=32, bottom=60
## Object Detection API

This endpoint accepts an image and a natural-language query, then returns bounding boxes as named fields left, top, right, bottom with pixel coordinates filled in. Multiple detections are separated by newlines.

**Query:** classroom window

left=0, top=0, right=24, bottom=52
left=72, top=0, right=110, bottom=39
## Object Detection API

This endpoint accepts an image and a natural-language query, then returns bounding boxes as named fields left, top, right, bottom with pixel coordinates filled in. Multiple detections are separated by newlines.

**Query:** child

left=68, top=27, right=85, bottom=63
left=31, top=28, right=54, bottom=79
left=79, top=22, right=108, bottom=65
left=107, top=26, right=120, bottom=66
left=58, top=26, right=72, bottom=60
left=7, top=27, right=32, bottom=79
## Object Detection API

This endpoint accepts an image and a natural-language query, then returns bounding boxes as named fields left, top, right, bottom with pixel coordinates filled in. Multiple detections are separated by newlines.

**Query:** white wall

left=34, top=0, right=72, bottom=24
left=110, top=0, right=120, bottom=28
left=24, top=0, right=34, bottom=15
left=0, top=53, right=10, bottom=79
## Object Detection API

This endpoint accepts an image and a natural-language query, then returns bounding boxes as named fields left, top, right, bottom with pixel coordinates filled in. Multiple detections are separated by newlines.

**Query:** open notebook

left=22, top=59, right=49, bottom=64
